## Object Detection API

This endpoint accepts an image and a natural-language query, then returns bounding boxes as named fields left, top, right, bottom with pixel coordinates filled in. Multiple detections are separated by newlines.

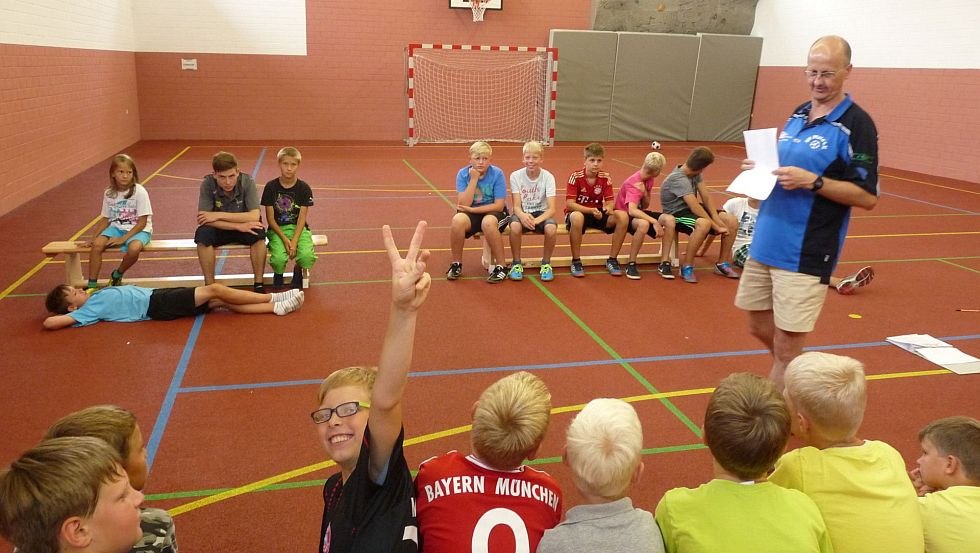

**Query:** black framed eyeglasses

left=310, top=401, right=370, bottom=424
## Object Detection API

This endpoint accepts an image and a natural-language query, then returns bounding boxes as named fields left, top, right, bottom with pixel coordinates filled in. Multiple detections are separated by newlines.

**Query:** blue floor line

left=176, top=334, right=980, bottom=394
left=145, top=149, right=268, bottom=470
left=879, top=191, right=978, bottom=215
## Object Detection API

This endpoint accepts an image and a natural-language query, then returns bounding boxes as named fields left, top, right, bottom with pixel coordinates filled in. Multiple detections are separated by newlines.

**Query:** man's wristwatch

left=811, top=176, right=824, bottom=192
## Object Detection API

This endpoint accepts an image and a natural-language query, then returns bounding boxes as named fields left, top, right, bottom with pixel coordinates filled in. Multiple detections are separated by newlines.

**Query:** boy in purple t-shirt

left=612, top=152, right=676, bottom=280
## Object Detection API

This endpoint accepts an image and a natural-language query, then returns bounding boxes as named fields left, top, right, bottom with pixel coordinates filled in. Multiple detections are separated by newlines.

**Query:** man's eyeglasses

left=310, top=401, right=370, bottom=424
left=804, top=69, right=838, bottom=80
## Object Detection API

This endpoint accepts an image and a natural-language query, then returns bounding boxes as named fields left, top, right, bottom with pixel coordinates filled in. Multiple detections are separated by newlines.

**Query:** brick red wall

left=135, top=1, right=590, bottom=141
left=751, top=67, right=980, bottom=184
left=0, top=44, right=141, bottom=217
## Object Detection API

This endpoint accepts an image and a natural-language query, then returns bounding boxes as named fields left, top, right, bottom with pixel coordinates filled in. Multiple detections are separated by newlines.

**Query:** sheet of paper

left=917, top=347, right=980, bottom=365
left=726, top=128, right=778, bottom=200
left=885, top=334, right=952, bottom=351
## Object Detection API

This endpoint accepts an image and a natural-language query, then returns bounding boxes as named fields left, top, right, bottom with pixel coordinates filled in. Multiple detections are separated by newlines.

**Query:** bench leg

left=64, top=253, right=85, bottom=285
left=302, top=268, right=310, bottom=289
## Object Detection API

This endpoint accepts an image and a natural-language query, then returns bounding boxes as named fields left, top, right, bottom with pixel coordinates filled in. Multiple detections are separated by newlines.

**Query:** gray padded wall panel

left=688, top=34, right=763, bottom=141
left=549, top=30, right=618, bottom=141
left=609, top=33, right=699, bottom=142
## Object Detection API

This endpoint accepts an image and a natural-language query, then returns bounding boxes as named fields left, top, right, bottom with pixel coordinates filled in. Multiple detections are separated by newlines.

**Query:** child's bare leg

left=88, top=235, right=109, bottom=282
left=684, top=219, right=711, bottom=266
left=659, top=214, right=676, bottom=263
left=209, top=299, right=276, bottom=314
left=696, top=235, right=714, bottom=257
left=449, top=213, right=469, bottom=263
left=508, top=221, right=524, bottom=262
left=481, top=215, right=506, bottom=265
left=717, top=212, right=738, bottom=264
left=542, top=223, right=557, bottom=262
left=194, top=283, right=272, bottom=306
left=249, top=240, right=267, bottom=284
left=607, top=210, right=629, bottom=258
left=117, top=241, right=143, bottom=274
left=628, top=219, right=648, bottom=262
left=568, top=212, right=585, bottom=259
left=197, top=244, right=217, bottom=285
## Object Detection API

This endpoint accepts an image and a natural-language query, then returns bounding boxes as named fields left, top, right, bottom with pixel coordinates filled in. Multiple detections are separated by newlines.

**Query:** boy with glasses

left=311, top=221, right=430, bottom=553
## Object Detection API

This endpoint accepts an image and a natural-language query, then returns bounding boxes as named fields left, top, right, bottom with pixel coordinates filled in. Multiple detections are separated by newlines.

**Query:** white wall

left=753, top=0, right=980, bottom=68
left=0, top=0, right=306, bottom=55
left=0, top=0, right=136, bottom=51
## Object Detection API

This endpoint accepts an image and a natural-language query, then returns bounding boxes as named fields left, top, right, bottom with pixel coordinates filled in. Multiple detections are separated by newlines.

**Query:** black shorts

left=672, top=208, right=725, bottom=236
left=511, top=211, right=556, bottom=234
left=147, top=287, right=209, bottom=321
left=194, top=225, right=265, bottom=247
left=565, top=211, right=615, bottom=234
left=629, top=210, right=666, bottom=239
left=459, top=210, right=507, bottom=238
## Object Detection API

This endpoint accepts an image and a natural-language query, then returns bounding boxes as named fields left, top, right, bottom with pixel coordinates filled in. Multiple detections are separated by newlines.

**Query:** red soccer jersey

left=415, top=451, right=563, bottom=553
left=565, top=168, right=613, bottom=214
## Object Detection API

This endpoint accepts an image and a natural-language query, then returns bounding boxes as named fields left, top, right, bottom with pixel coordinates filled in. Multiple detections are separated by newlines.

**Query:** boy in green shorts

left=262, top=146, right=317, bottom=289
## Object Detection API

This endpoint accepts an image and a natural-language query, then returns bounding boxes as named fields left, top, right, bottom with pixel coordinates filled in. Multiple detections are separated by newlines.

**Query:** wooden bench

left=473, top=225, right=680, bottom=269
left=42, top=235, right=328, bottom=289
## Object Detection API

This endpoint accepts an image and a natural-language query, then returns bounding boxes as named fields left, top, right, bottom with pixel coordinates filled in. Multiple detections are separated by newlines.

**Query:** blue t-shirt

left=751, top=94, right=878, bottom=280
left=70, top=286, right=153, bottom=326
left=456, top=165, right=506, bottom=208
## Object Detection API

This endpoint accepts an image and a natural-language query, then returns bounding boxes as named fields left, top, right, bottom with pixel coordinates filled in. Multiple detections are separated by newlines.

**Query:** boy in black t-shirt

left=262, top=147, right=317, bottom=288
left=311, top=221, right=430, bottom=553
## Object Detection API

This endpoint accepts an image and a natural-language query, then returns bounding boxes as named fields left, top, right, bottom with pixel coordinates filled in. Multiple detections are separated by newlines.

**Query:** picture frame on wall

left=449, top=0, right=503, bottom=10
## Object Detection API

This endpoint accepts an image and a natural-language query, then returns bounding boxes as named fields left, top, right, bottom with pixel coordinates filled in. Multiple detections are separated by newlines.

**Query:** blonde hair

left=919, top=416, right=980, bottom=481
left=705, top=373, right=790, bottom=480
left=565, top=398, right=642, bottom=499
left=784, top=352, right=867, bottom=439
left=107, top=154, right=139, bottom=199
left=522, top=141, right=544, bottom=156
left=470, top=141, right=492, bottom=157
left=471, top=372, right=551, bottom=469
left=44, top=405, right=137, bottom=460
left=277, top=146, right=302, bottom=162
left=0, top=437, right=124, bottom=553
left=643, top=152, right=666, bottom=172
left=317, top=366, right=377, bottom=405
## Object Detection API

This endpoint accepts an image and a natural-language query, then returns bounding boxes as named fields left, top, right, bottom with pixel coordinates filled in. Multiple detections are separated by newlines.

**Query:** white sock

left=273, top=293, right=303, bottom=315
left=270, top=289, right=301, bottom=303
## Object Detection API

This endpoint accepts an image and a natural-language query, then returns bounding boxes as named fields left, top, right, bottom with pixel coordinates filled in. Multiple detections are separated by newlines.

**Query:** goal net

left=407, top=44, right=557, bottom=146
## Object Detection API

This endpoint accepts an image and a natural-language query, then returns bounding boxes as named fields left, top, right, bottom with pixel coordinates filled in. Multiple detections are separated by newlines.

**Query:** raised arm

left=367, top=221, right=431, bottom=482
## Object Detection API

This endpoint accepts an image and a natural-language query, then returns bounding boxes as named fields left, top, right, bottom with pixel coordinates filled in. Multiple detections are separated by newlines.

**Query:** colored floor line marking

left=880, top=191, right=978, bottom=214
left=0, top=146, right=191, bottom=301
left=161, top=364, right=955, bottom=514
left=880, top=172, right=980, bottom=195
left=527, top=274, right=703, bottom=438
left=937, top=259, right=980, bottom=274
left=402, top=159, right=454, bottom=208
left=146, top=148, right=265, bottom=471
left=154, top=173, right=200, bottom=181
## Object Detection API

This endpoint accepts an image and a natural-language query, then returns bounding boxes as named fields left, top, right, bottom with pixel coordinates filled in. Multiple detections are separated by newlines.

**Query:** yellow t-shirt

left=919, top=486, right=980, bottom=553
left=770, top=440, right=923, bottom=553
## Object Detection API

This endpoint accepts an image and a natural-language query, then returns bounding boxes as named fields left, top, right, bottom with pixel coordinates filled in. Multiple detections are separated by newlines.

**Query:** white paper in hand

left=727, top=128, right=779, bottom=200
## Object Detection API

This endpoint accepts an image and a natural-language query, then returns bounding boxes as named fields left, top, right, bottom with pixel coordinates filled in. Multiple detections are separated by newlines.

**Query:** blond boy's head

left=643, top=152, right=666, bottom=172
left=705, top=373, right=790, bottom=480
left=470, top=141, right=492, bottom=158
left=784, top=352, right=867, bottom=441
left=471, top=372, right=551, bottom=469
left=523, top=141, right=544, bottom=156
left=565, top=398, right=643, bottom=499
left=317, top=366, right=377, bottom=405
left=277, top=146, right=302, bottom=163
left=584, top=143, right=605, bottom=159
left=0, top=437, right=138, bottom=553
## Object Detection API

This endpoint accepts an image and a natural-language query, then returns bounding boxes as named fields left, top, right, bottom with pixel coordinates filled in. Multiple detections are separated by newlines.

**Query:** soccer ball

left=733, top=244, right=750, bottom=268
left=650, top=141, right=662, bottom=150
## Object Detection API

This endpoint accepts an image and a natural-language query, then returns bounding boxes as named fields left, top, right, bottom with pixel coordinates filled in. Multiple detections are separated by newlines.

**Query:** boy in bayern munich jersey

left=415, top=372, right=563, bottom=553
left=564, top=142, right=629, bottom=277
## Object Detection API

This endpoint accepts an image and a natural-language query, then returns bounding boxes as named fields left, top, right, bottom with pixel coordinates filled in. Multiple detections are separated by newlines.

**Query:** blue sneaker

left=539, top=263, right=554, bottom=282
left=605, top=258, right=623, bottom=276
left=508, top=263, right=524, bottom=281
left=681, top=265, right=698, bottom=283
left=570, top=260, right=585, bottom=277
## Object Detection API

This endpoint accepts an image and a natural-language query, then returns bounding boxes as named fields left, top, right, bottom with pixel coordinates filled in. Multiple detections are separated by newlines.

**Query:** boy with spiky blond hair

left=0, top=436, right=145, bottom=553
left=415, top=371, right=562, bottom=553
left=771, top=352, right=923, bottom=553
left=538, top=398, right=664, bottom=552
left=613, top=151, right=676, bottom=280
left=507, top=140, right=558, bottom=282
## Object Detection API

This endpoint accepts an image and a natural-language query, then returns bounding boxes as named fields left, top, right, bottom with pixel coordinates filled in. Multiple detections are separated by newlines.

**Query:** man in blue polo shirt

left=734, top=35, right=879, bottom=388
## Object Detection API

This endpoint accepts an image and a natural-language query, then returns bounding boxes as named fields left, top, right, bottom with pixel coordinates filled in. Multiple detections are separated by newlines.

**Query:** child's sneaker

left=446, top=262, right=462, bottom=280
left=508, top=263, right=524, bottom=281
left=658, top=261, right=675, bottom=280
left=681, top=265, right=698, bottom=283
left=272, top=273, right=284, bottom=287
left=109, top=270, right=123, bottom=286
left=836, top=266, right=875, bottom=295
left=714, top=262, right=740, bottom=279
left=292, top=265, right=304, bottom=289
left=606, top=258, right=623, bottom=276
left=570, top=260, right=585, bottom=277
left=273, top=293, right=303, bottom=315
left=539, top=263, right=554, bottom=282
left=625, top=262, right=641, bottom=280
left=253, top=283, right=266, bottom=293
left=497, top=214, right=514, bottom=233
left=487, top=265, right=507, bottom=284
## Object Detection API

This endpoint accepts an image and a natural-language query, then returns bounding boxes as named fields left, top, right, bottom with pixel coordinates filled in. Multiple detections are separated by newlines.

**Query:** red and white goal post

left=407, top=44, right=558, bottom=146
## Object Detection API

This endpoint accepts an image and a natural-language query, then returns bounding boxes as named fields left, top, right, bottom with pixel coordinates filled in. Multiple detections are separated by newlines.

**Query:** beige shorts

left=734, top=259, right=827, bottom=333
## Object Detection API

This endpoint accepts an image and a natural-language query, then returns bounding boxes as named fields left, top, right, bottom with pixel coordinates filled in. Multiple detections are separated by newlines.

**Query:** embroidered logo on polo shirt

left=803, top=134, right=829, bottom=150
